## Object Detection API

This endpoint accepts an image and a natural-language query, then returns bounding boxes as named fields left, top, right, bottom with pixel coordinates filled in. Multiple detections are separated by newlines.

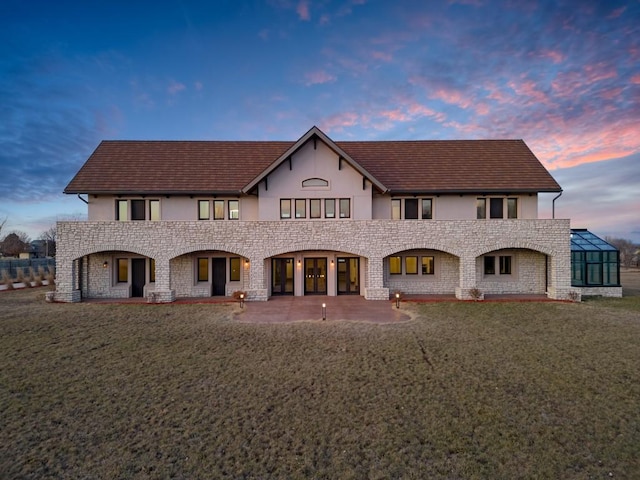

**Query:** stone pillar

left=53, top=254, right=81, bottom=303
left=246, top=257, right=268, bottom=301
left=364, top=256, right=389, bottom=300
left=455, top=255, right=483, bottom=300
left=151, top=257, right=175, bottom=303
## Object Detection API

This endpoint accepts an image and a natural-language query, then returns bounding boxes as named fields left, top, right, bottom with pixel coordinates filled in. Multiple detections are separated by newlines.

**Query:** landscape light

left=395, top=292, right=400, bottom=309
left=322, top=303, right=326, bottom=320
left=240, top=293, right=244, bottom=308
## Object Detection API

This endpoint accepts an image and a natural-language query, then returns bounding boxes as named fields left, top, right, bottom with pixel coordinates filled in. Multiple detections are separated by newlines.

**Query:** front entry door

left=272, top=258, right=294, bottom=295
left=304, top=258, right=327, bottom=295
left=212, top=258, right=226, bottom=296
left=337, top=257, right=360, bottom=295
left=131, top=258, right=146, bottom=298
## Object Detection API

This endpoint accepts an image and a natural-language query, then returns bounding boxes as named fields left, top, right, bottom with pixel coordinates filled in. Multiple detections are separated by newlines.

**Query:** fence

left=0, top=258, right=55, bottom=278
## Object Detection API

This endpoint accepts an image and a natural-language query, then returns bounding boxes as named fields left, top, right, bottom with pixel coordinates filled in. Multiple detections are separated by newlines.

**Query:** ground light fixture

left=240, top=293, right=244, bottom=308
left=395, top=292, right=400, bottom=309
left=322, top=303, right=326, bottom=320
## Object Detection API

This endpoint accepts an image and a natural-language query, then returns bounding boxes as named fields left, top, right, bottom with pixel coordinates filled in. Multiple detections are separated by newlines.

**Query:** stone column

left=53, top=253, right=81, bottom=303
left=150, top=257, right=175, bottom=303
left=455, top=254, right=482, bottom=300
left=246, top=257, right=268, bottom=301
left=364, top=256, right=389, bottom=300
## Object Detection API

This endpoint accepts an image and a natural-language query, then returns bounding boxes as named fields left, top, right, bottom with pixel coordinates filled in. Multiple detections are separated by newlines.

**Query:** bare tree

left=605, top=236, right=636, bottom=268
left=39, top=225, right=57, bottom=257
left=0, top=216, right=6, bottom=238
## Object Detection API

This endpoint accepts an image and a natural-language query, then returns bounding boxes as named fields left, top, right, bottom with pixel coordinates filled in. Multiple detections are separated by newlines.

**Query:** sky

left=1, top=0, right=639, bottom=243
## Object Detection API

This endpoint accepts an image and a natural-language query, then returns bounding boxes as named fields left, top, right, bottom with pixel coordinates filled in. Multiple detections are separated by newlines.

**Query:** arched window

left=302, top=178, right=329, bottom=187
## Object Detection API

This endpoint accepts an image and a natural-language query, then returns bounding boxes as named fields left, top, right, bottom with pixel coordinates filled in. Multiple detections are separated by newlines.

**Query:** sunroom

left=570, top=229, right=622, bottom=297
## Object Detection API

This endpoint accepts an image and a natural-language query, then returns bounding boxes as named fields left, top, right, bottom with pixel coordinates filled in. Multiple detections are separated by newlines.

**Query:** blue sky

left=1, top=0, right=639, bottom=243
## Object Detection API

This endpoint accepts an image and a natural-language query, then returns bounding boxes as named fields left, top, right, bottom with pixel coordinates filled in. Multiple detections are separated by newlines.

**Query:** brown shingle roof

left=64, top=136, right=561, bottom=195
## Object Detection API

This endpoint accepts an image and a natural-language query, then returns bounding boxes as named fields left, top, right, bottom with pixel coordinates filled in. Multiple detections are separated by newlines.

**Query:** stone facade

left=54, top=218, right=574, bottom=302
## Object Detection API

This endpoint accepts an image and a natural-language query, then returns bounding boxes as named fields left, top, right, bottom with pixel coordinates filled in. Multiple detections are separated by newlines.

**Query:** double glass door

left=304, top=258, right=327, bottom=294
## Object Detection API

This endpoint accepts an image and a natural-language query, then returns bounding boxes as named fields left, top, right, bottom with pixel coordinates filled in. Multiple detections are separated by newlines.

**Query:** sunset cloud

left=304, top=70, right=336, bottom=86
left=296, top=0, right=310, bottom=21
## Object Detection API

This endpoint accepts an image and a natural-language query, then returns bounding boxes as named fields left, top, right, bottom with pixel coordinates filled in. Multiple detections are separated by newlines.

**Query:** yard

left=1, top=271, right=639, bottom=479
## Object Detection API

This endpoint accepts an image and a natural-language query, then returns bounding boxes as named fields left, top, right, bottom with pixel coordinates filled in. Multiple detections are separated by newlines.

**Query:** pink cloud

left=304, top=70, right=336, bottom=86
left=296, top=0, right=310, bottom=21
left=372, top=51, right=392, bottom=62
left=319, top=112, right=359, bottom=132
left=630, top=74, right=640, bottom=85
left=167, top=81, right=186, bottom=95
left=607, top=6, right=626, bottom=19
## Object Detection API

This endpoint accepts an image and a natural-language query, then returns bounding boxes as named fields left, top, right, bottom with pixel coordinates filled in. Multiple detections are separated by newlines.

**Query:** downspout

left=77, top=194, right=89, bottom=204
left=552, top=190, right=563, bottom=219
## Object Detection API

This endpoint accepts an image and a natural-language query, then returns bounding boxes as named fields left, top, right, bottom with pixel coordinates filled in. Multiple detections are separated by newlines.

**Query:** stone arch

left=71, top=244, right=158, bottom=261
left=167, top=244, right=251, bottom=261
left=379, top=241, right=462, bottom=259
left=472, top=240, right=556, bottom=258
left=263, top=241, right=369, bottom=260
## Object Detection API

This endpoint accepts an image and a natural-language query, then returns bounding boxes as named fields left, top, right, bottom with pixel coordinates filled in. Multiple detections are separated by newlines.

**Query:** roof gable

left=241, top=126, right=387, bottom=194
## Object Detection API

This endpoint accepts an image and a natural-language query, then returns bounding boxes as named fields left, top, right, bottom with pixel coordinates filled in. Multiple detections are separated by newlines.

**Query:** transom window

left=302, top=178, right=329, bottom=187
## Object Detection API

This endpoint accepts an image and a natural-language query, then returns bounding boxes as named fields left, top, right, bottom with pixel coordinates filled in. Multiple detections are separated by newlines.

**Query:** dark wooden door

left=212, top=258, right=226, bottom=296
left=131, top=258, right=146, bottom=297
left=272, top=258, right=294, bottom=295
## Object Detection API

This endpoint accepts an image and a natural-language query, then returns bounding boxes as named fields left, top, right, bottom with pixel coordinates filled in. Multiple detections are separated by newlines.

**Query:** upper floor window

left=295, top=199, right=306, bottom=218
left=198, top=199, right=239, bottom=220
left=280, top=199, right=291, bottom=219
left=339, top=198, right=351, bottom=218
left=392, top=198, right=433, bottom=220
left=302, top=178, right=329, bottom=188
left=310, top=199, right=321, bottom=218
left=477, top=197, right=518, bottom=219
left=116, top=199, right=160, bottom=221
left=325, top=199, right=335, bottom=218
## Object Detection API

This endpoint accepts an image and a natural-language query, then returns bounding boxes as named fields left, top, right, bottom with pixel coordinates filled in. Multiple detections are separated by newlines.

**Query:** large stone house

left=54, top=126, right=574, bottom=303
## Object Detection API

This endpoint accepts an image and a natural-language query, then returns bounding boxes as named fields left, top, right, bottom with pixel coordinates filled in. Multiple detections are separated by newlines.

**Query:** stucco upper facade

left=54, top=126, right=576, bottom=303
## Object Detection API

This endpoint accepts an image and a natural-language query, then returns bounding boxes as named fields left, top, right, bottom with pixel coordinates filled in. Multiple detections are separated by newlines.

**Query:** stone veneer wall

left=386, top=251, right=459, bottom=294
left=578, top=286, right=623, bottom=298
left=476, top=249, right=547, bottom=295
left=55, top=219, right=573, bottom=302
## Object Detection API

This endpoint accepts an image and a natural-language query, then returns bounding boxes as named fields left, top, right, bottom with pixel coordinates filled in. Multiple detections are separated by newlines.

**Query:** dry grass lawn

left=1, top=272, right=639, bottom=479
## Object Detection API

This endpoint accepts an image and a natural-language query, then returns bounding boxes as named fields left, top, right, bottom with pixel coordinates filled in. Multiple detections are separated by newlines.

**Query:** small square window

left=149, top=259, right=156, bottom=283
left=295, top=199, right=306, bottom=219
left=280, top=199, right=291, bottom=219
left=131, top=199, right=145, bottom=221
left=507, top=198, right=518, bottom=219
left=405, top=199, right=418, bottom=219
left=310, top=199, right=321, bottom=218
left=325, top=199, right=335, bottom=218
left=499, top=256, right=512, bottom=274
left=230, top=257, right=241, bottom=282
left=116, top=200, right=128, bottom=221
left=117, top=258, right=128, bottom=282
left=490, top=198, right=503, bottom=219
left=389, top=256, right=402, bottom=274
left=422, top=256, right=434, bottom=275
left=484, top=256, right=495, bottom=275
left=214, top=200, right=225, bottom=220
left=391, top=199, right=401, bottom=220
left=197, top=258, right=209, bottom=282
left=422, top=199, right=432, bottom=220
left=149, top=200, right=160, bottom=221
left=476, top=198, right=486, bottom=219
left=198, top=200, right=210, bottom=220
left=405, top=256, right=418, bottom=274
left=228, top=200, right=239, bottom=220
left=339, top=198, right=350, bottom=218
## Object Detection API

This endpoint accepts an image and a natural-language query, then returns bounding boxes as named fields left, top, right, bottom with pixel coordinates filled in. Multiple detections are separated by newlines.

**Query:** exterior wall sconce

left=395, top=292, right=400, bottom=309
left=239, top=293, right=244, bottom=308
left=298, top=259, right=301, bottom=266
left=103, top=261, right=108, bottom=269
left=331, top=259, right=334, bottom=265
left=244, top=259, right=249, bottom=266
left=322, top=302, right=326, bottom=321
